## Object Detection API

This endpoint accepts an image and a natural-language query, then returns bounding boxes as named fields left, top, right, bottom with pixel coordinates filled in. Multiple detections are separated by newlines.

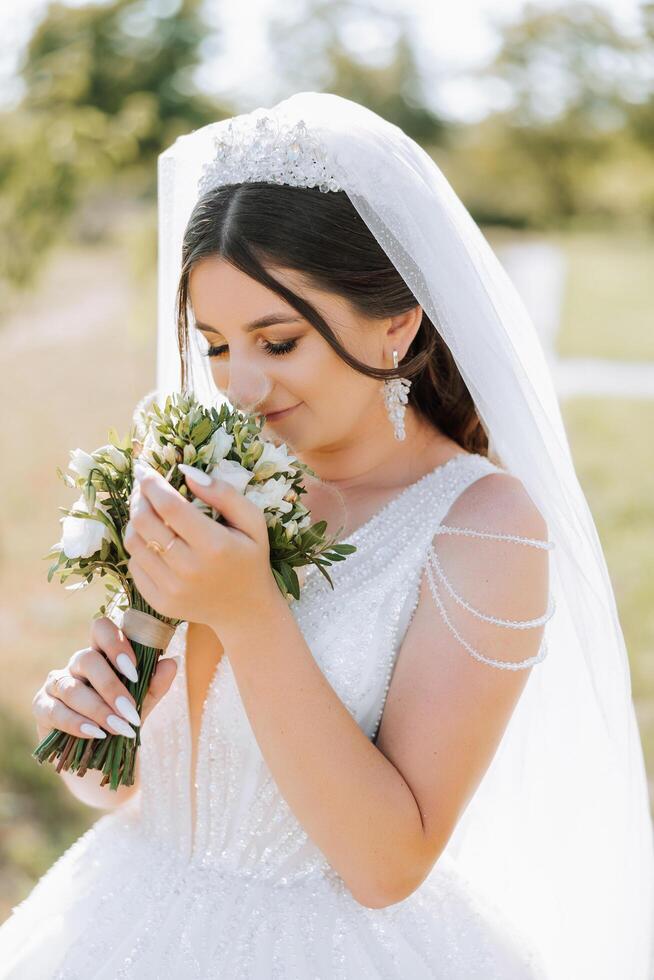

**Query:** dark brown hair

left=175, top=182, right=488, bottom=455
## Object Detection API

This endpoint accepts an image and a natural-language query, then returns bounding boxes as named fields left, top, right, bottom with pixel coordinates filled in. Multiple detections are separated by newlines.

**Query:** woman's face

left=188, top=256, right=422, bottom=466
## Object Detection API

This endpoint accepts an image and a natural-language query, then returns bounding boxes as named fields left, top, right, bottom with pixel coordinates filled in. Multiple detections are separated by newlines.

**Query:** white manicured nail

left=116, top=653, right=139, bottom=683
left=106, top=714, right=136, bottom=738
left=81, top=723, right=107, bottom=739
left=178, top=463, right=212, bottom=486
left=133, top=460, right=151, bottom=481
left=114, top=695, right=141, bottom=726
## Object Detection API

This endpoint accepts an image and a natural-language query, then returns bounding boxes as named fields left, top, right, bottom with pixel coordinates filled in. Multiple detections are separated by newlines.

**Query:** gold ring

left=146, top=538, right=165, bottom=555
left=146, top=534, right=177, bottom=556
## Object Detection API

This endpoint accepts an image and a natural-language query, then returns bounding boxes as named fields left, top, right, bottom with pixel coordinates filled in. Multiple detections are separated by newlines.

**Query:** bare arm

left=219, top=596, right=427, bottom=909
left=214, top=472, right=552, bottom=909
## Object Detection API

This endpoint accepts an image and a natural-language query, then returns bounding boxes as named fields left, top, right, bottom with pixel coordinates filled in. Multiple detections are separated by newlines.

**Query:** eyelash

left=202, top=339, right=298, bottom=359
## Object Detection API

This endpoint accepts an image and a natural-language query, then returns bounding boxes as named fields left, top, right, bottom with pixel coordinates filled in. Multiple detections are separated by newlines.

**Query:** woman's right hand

left=32, top=617, right=179, bottom=743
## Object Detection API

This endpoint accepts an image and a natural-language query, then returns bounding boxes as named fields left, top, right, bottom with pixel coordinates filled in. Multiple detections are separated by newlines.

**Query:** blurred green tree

left=624, top=2, right=654, bottom=152
left=266, top=0, right=448, bottom=146
left=455, top=2, right=654, bottom=227
left=0, top=0, right=226, bottom=293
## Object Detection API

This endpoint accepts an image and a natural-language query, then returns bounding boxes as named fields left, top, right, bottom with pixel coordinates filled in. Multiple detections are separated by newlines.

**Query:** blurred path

left=495, top=240, right=654, bottom=399
left=495, top=240, right=564, bottom=363
left=0, top=246, right=131, bottom=354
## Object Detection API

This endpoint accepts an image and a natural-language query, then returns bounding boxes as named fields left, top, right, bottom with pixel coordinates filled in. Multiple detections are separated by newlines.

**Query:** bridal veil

left=153, top=92, right=654, bottom=979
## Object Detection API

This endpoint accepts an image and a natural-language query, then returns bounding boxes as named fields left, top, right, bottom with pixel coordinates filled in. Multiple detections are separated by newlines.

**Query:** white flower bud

left=68, top=449, right=97, bottom=480
left=96, top=443, right=130, bottom=473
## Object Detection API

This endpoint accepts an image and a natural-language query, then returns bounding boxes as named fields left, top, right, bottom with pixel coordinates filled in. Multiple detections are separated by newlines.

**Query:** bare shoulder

left=442, top=461, right=550, bottom=542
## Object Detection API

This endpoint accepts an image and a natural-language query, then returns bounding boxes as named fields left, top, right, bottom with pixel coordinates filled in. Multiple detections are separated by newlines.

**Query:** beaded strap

left=424, top=524, right=556, bottom=671
left=433, top=524, right=556, bottom=549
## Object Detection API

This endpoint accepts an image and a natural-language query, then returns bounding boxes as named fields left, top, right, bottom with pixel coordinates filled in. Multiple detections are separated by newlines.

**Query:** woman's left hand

left=125, top=463, right=277, bottom=633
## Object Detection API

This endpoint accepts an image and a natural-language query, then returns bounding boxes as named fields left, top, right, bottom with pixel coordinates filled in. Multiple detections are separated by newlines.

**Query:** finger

left=140, top=657, right=178, bottom=722
left=126, top=555, right=168, bottom=615
left=34, top=688, right=109, bottom=741
left=90, top=616, right=139, bottom=683
left=66, top=649, right=141, bottom=736
left=127, top=494, right=193, bottom=572
left=125, top=528, right=182, bottom=596
left=180, top=466, right=267, bottom=545
left=137, top=468, right=217, bottom=550
left=43, top=669, right=115, bottom=737
left=129, top=492, right=179, bottom=556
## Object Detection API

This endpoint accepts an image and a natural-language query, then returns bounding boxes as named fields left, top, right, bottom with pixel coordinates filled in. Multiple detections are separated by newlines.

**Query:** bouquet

left=33, top=390, right=356, bottom=789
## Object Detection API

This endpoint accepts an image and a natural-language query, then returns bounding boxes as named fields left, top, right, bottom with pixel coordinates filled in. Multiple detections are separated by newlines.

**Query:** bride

left=1, top=92, right=652, bottom=979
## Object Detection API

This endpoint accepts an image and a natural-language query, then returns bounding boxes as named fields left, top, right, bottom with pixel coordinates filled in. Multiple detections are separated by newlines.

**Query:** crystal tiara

left=197, top=113, right=344, bottom=197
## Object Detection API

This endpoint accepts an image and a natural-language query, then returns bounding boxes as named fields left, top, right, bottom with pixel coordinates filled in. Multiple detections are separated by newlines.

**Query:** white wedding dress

left=0, top=451, right=553, bottom=979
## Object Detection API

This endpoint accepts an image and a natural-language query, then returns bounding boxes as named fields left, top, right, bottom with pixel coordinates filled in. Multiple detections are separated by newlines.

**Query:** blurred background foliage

left=2, top=0, right=654, bottom=300
left=1, top=0, right=653, bottom=919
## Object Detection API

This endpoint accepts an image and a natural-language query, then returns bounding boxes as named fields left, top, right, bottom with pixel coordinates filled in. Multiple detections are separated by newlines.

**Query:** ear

left=385, top=305, right=424, bottom=358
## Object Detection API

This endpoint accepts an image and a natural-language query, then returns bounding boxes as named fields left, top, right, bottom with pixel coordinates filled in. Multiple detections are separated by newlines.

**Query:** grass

left=0, top=219, right=158, bottom=921
left=552, top=228, right=654, bottom=361
left=485, top=225, right=654, bottom=362
left=560, top=396, right=654, bottom=794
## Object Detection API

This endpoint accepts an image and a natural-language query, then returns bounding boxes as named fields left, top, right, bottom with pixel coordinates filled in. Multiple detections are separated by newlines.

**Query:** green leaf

left=271, top=567, right=288, bottom=597
left=191, top=417, right=213, bottom=445
left=312, top=561, right=335, bottom=589
left=329, top=543, right=357, bottom=555
left=300, top=523, right=327, bottom=549
left=276, top=561, right=300, bottom=601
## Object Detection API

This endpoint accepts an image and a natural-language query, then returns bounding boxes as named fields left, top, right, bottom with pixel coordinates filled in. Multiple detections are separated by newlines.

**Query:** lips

left=264, top=403, right=301, bottom=421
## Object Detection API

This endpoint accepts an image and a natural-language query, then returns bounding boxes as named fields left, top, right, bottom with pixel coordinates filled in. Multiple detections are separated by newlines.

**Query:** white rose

left=96, top=443, right=130, bottom=473
left=207, top=457, right=254, bottom=494
left=252, top=440, right=298, bottom=481
left=68, top=449, right=97, bottom=480
left=59, top=494, right=113, bottom=559
left=196, top=427, right=234, bottom=466
left=298, top=513, right=312, bottom=529
left=245, top=476, right=294, bottom=513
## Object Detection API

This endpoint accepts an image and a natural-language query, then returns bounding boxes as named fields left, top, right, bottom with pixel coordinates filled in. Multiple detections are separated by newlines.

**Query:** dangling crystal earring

left=382, top=349, right=412, bottom=441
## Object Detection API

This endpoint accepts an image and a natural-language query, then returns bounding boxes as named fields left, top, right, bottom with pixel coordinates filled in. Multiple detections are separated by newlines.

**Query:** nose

left=224, top=359, right=273, bottom=415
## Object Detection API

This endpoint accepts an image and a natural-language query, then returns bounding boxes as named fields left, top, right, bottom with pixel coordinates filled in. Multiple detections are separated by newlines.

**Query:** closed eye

left=201, top=339, right=299, bottom=359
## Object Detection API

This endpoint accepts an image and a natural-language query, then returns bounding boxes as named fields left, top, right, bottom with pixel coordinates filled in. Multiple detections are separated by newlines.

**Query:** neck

left=301, top=404, right=447, bottom=492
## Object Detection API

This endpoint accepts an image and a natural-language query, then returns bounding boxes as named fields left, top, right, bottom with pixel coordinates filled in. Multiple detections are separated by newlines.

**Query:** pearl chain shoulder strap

left=425, top=524, right=557, bottom=671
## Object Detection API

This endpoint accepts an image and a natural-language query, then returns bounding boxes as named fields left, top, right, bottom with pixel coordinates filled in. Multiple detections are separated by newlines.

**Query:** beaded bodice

left=133, top=451, right=555, bottom=887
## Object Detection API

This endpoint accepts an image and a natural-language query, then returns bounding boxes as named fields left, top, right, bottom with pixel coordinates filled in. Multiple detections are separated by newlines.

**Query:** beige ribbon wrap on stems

left=119, top=607, right=177, bottom=651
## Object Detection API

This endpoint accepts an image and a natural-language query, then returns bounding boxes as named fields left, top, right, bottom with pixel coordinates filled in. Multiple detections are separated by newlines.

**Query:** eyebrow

left=195, top=313, right=304, bottom=336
